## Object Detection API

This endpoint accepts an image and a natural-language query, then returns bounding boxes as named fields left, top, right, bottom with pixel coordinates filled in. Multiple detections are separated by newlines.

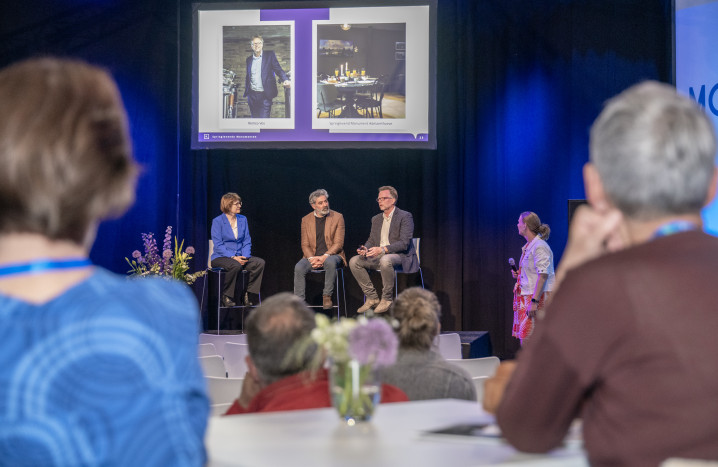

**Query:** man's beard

left=316, top=207, right=329, bottom=216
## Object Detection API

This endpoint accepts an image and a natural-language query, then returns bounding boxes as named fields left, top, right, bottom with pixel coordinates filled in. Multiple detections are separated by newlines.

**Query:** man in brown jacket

left=293, top=189, right=346, bottom=309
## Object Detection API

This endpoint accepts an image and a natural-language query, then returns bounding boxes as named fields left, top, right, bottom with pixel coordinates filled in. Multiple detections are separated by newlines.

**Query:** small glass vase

left=329, top=358, right=380, bottom=424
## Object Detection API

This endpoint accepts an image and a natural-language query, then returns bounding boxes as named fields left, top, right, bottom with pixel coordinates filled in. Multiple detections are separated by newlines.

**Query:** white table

left=206, top=399, right=588, bottom=466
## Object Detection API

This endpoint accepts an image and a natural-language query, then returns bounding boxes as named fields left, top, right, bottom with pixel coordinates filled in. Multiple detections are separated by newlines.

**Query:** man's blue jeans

left=293, top=255, right=342, bottom=299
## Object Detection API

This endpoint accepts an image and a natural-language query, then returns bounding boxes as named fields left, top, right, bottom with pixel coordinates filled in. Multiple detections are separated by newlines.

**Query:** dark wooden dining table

left=332, top=79, right=376, bottom=118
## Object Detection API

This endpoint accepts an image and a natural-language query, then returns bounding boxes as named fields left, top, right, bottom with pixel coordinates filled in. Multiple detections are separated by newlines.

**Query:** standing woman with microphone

left=512, top=212, right=555, bottom=346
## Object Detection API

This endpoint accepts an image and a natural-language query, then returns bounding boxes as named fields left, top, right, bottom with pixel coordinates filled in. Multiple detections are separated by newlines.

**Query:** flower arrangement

left=310, top=314, right=398, bottom=366
left=125, top=226, right=206, bottom=285
left=309, top=314, right=399, bottom=423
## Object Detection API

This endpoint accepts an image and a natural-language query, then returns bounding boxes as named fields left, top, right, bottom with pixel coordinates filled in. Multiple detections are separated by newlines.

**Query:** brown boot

left=374, top=299, right=393, bottom=314
left=357, top=298, right=380, bottom=314
left=323, top=295, right=333, bottom=310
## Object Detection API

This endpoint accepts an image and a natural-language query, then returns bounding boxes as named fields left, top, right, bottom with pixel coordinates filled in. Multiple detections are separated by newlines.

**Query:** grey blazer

left=364, top=207, right=419, bottom=273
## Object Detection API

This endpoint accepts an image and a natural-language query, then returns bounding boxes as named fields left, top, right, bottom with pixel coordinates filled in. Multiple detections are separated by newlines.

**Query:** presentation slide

left=676, top=0, right=718, bottom=234
left=192, top=1, right=436, bottom=149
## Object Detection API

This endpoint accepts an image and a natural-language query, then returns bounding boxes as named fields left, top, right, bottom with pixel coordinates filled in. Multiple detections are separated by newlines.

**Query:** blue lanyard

left=0, top=258, right=92, bottom=278
left=651, top=221, right=698, bottom=240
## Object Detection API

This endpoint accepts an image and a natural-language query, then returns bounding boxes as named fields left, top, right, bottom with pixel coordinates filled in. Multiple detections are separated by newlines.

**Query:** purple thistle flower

left=132, top=250, right=141, bottom=259
left=348, top=318, right=398, bottom=368
left=185, top=246, right=195, bottom=255
left=163, top=249, right=172, bottom=260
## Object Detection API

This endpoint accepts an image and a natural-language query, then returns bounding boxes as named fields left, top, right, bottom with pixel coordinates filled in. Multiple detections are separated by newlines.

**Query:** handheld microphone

left=508, top=258, right=518, bottom=272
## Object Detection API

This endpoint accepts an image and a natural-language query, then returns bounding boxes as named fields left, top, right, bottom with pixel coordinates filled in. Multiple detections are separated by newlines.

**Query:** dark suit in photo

left=243, top=50, right=289, bottom=118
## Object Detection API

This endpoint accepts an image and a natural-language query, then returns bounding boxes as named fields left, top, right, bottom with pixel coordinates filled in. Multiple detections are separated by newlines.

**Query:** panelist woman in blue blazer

left=210, top=193, right=265, bottom=307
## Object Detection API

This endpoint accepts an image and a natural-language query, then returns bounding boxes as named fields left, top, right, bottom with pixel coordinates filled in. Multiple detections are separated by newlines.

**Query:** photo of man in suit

left=294, top=189, right=346, bottom=310
left=244, top=34, right=291, bottom=118
left=349, top=185, right=418, bottom=315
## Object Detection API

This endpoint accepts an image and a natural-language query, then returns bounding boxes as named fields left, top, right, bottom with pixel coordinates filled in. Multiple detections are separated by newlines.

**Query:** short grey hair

left=308, top=189, right=329, bottom=205
left=390, top=287, right=441, bottom=351
left=378, top=185, right=398, bottom=202
left=245, top=293, right=317, bottom=385
left=590, top=81, right=717, bottom=220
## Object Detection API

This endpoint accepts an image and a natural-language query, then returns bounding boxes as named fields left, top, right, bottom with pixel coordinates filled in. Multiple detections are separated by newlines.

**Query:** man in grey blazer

left=350, top=186, right=419, bottom=314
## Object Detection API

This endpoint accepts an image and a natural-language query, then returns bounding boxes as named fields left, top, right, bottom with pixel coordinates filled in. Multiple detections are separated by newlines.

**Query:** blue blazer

left=364, top=207, right=419, bottom=273
left=211, top=214, right=252, bottom=260
left=243, top=50, right=289, bottom=100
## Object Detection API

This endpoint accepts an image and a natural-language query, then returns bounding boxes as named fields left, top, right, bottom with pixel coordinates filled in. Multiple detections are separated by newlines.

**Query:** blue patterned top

left=0, top=268, right=208, bottom=466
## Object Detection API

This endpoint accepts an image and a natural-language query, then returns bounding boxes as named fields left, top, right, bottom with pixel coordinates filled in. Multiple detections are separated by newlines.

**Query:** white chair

left=210, top=402, right=233, bottom=417
left=198, top=333, right=248, bottom=358
left=223, top=342, right=250, bottom=378
left=198, top=343, right=219, bottom=357
left=446, top=356, right=500, bottom=378
left=209, top=402, right=232, bottom=417
left=205, top=376, right=244, bottom=405
left=472, top=376, right=489, bottom=403
left=433, top=333, right=462, bottom=360
left=199, top=355, right=227, bottom=378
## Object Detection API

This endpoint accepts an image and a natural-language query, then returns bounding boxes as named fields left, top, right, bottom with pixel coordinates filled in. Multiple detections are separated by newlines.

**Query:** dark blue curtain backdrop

left=1, top=0, right=671, bottom=358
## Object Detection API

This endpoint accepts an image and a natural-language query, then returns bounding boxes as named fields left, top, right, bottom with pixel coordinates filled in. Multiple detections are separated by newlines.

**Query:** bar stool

left=307, top=267, right=347, bottom=319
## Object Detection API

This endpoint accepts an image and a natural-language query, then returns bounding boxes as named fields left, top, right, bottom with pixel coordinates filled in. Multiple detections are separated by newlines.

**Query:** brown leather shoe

left=357, top=298, right=380, bottom=314
left=323, top=295, right=333, bottom=310
left=374, top=299, right=392, bottom=314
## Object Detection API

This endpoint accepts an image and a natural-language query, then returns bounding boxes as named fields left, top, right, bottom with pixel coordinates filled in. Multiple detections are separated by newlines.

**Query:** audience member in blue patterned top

left=0, top=58, right=208, bottom=466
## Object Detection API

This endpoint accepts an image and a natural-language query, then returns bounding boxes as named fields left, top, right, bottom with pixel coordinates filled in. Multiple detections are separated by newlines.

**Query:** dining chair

left=356, top=80, right=385, bottom=118
left=433, top=333, right=462, bottom=360
left=198, top=333, right=248, bottom=358
left=446, top=356, right=500, bottom=378
left=210, top=402, right=233, bottom=417
left=205, top=376, right=244, bottom=405
left=471, top=376, right=489, bottom=403
left=198, top=343, right=220, bottom=358
left=198, top=355, right=228, bottom=378
left=223, top=342, right=250, bottom=378
left=317, top=83, right=343, bottom=118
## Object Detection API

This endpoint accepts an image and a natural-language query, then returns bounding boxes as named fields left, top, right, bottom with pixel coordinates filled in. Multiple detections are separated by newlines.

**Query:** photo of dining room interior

left=316, top=23, right=406, bottom=118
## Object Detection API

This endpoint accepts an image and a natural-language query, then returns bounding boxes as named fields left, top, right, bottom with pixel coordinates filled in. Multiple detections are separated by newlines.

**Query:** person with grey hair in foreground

left=483, top=81, right=718, bottom=466
left=225, top=293, right=407, bottom=414
left=379, top=288, right=476, bottom=401
left=293, top=189, right=346, bottom=310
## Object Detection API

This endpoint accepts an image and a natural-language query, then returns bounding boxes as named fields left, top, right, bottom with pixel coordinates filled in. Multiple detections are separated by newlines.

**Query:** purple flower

left=141, top=232, right=160, bottom=270
left=185, top=246, right=195, bottom=255
left=348, top=318, right=398, bottom=368
left=132, top=250, right=141, bottom=259
left=163, top=249, right=172, bottom=260
left=162, top=226, right=172, bottom=254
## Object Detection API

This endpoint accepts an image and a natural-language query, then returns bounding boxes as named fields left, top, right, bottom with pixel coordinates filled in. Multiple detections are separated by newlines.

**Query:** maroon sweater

left=497, top=231, right=718, bottom=466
